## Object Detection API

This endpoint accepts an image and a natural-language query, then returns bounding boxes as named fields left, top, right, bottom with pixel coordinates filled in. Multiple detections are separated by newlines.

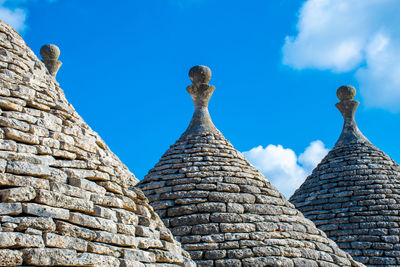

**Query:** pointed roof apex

left=139, top=77, right=363, bottom=266
left=40, top=44, right=62, bottom=77
left=182, top=65, right=219, bottom=138
left=335, top=85, right=370, bottom=146
left=291, top=85, right=400, bottom=265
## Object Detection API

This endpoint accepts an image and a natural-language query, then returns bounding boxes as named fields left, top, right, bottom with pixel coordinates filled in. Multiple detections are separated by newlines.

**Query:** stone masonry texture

left=138, top=67, right=364, bottom=267
left=0, top=20, right=194, bottom=266
left=290, top=86, right=400, bottom=267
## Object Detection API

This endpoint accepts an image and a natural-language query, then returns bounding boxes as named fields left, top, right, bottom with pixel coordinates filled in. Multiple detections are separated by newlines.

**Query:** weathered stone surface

left=5, top=128, right=39, bottom=145
left=290, top=86, right=400, bottom=266
left=69, top=212, right=117, bottom=233
left=0, top=202, right=22, bottom=215
left=87, top=242, right=121, bottom=257
left=138, top=67, right=362, bottom=266
left=77, top=252, right=120, bottom=266
left=6, top=161, right=50, bottom=177
left=90, top=193, right=124, bottom=209
left=0, top=173, right=49, bottom=189
left=55, top=221, right=97, bottom=241
left=0, top=232, right=44, bottom=248
left=50, top=182, right=91, bottom=200
left=0, top=21, right=193, bottom=266
left=44, top=233, right=88, bottom=251
left=17, top=217, right=56, bottom=232
left=0, top=186, right=36, bottom=202
left=22, top=203, right=69, bottom=219
left=95, top=231, right=137, bottom=247
left=152, top=249, right=185, bottom=264
left=69, top=177, right=106, bottom=194
left=120, top=259, right=145, bottom=267
left=0, top=249, right=23, bottom=266
left=35, top=189, right=94, bottom=213
left=124, top=249, right=156, bottom=263
left=23, top=248, right=79, bottom=266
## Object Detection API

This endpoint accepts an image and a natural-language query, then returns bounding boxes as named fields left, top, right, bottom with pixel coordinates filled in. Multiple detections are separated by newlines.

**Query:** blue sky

left=2, top=0, right=400, bottom=197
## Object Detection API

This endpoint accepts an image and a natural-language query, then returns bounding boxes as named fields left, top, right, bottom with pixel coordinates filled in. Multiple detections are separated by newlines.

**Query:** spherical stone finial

left=189, top=65, right=211, bottom=84
left=337, top=85, right=356, bottom=101
left=40, top=44, right=60, bottom=60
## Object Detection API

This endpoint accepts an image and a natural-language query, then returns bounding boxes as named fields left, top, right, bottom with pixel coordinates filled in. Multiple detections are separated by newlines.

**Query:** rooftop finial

left=181, top=65, right=219, bottom=138
left=335, top=85, right=370, bottom=146
left=40, top=44, right=62, bottom=77
left=189, top=65, right=211, bottom=84
left=337, top=85, right=356, bottom=101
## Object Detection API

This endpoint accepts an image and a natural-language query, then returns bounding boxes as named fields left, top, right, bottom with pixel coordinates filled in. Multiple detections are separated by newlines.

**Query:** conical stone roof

left=290, top=86, right=400, bottom=266
left=137, top=66, right=363, bottom=267
left=0, top=20, right=193, bottom=266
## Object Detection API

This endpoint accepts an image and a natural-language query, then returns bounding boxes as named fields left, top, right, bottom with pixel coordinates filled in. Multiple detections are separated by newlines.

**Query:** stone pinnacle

left=40, top=44, right=62, bottom=77
left=335, top=85, right=370, bottom=146
left=337, top=85, right=356, bottom=101
left=181, top=65, right=219, bottom=137
left=189, top=65, right=211, bottom=84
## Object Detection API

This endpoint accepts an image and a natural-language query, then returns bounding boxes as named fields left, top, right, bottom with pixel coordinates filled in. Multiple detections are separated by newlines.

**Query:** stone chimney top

left=40, top=44, right=62, bottom=77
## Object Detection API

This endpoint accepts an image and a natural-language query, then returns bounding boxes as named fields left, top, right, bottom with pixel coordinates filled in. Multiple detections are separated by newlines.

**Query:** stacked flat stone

left=138, top=66, right=363, bottom=267
left=0, top=20, right=193, bottom=266
left=290, top=85, right=400, bottom=266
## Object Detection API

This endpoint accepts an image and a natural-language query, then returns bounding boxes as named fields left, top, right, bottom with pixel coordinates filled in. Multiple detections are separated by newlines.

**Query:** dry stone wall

left=0, top=20, right=193, bottom=266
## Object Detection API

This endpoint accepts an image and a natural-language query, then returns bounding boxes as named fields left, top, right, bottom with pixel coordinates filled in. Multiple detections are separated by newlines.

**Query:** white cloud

left=243, top=140, right=329, bottom=198
left=0, top=0, right=27, bottom=33
left=298, top=140, right=329, bottom=171
left=282, top=0, right=400, bottom=112
left=0, top=0, right=57, bottom=34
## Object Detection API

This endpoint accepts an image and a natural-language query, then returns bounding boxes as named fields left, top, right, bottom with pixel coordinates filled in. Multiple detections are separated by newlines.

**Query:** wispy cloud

left=0, top=0, right=56, bottom=33
left=0, top=0, right=27, bottom=33
left=243, top=140, right=329, bottom=198
left=282, top=0, right=400, bottom=112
